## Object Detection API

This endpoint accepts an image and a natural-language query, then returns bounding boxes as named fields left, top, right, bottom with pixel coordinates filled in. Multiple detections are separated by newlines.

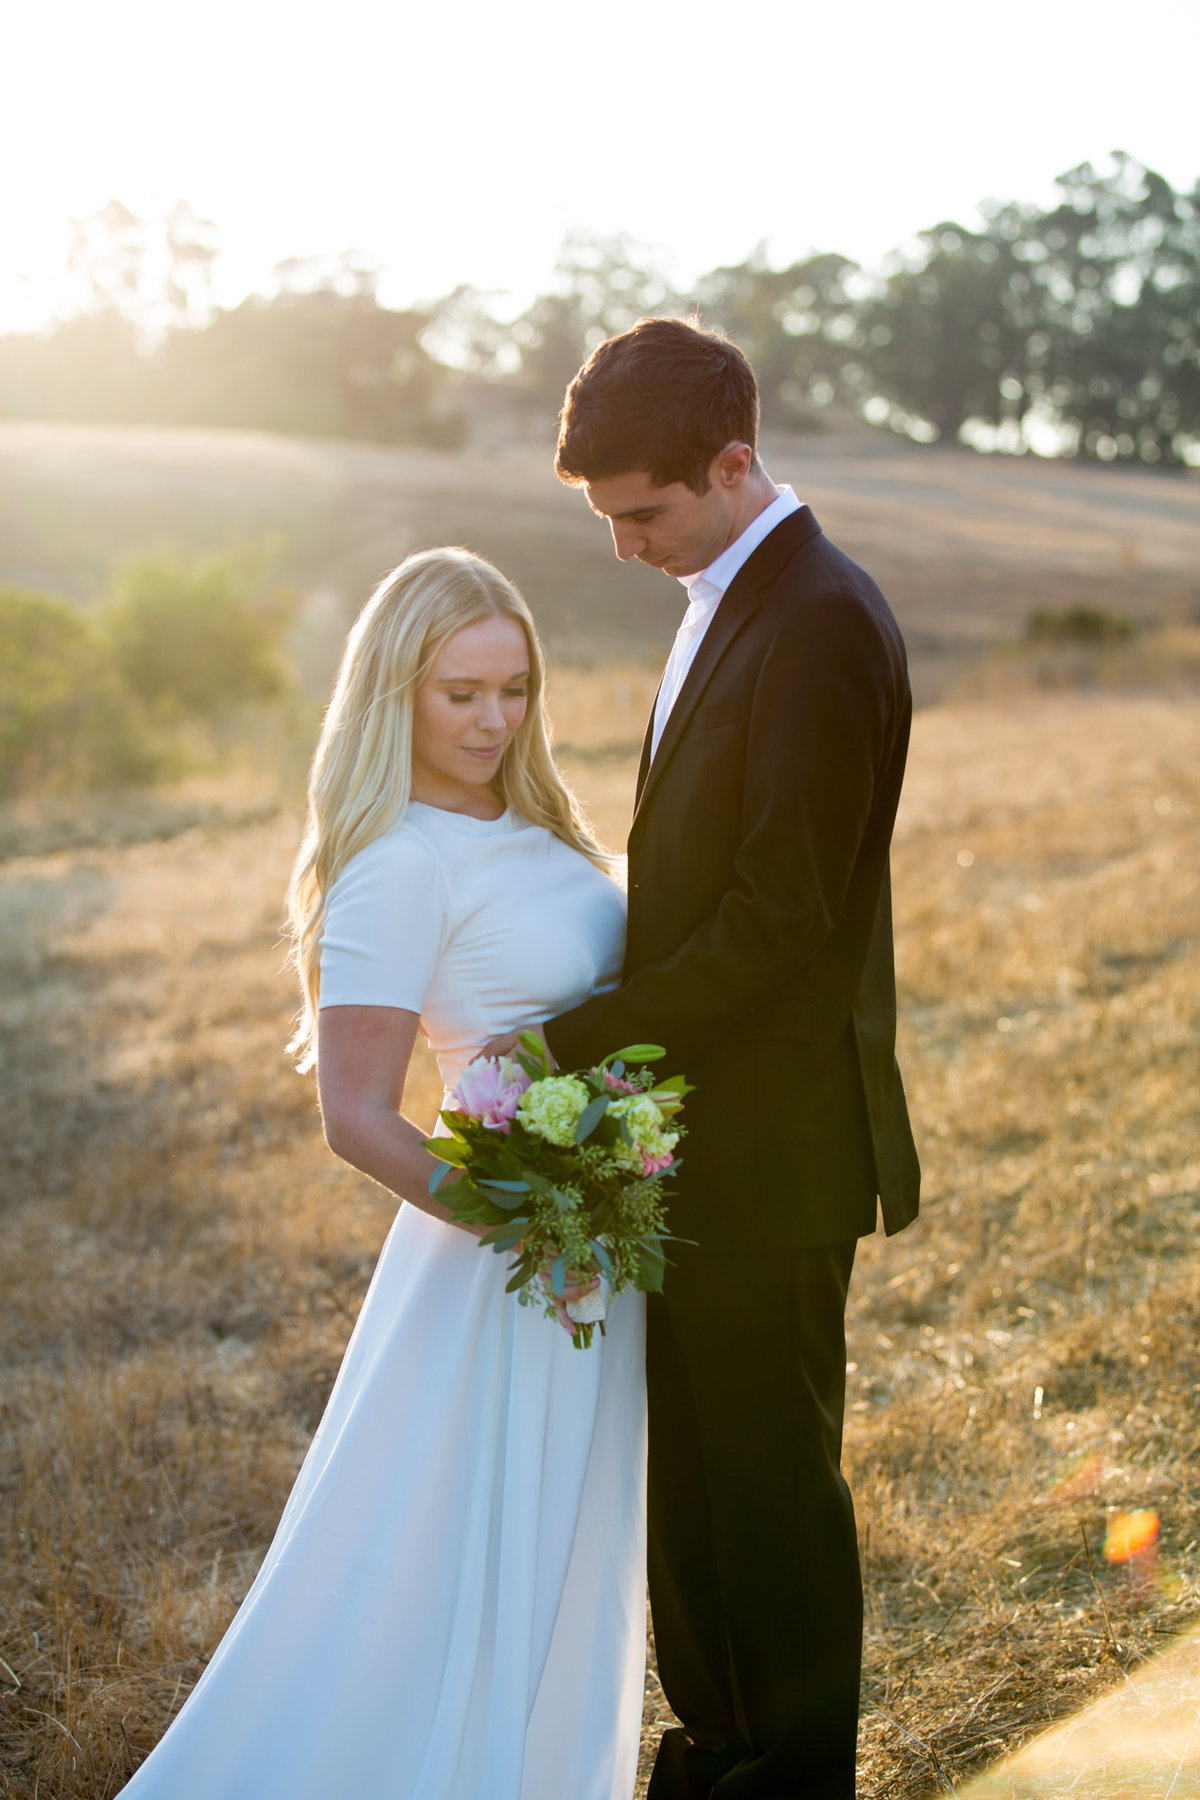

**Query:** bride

left=118, top=548, right=646, bottom=1800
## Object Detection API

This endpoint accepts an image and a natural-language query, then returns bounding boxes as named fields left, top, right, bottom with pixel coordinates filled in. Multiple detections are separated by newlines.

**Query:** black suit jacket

left=546, top=506, right=920, bottom=1252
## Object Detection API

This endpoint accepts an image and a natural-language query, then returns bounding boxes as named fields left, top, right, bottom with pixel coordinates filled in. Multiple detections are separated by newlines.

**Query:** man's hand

left=480, top=1023, right=555, bottom=1066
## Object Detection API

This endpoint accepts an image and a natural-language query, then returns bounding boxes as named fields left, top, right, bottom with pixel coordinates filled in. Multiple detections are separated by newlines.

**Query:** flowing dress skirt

left=119, top=1201, right=647, bottom=1800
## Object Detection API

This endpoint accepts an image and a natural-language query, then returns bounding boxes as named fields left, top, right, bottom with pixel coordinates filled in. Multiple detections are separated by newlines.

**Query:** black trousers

left=646, top=1239, right=861, bottom=1800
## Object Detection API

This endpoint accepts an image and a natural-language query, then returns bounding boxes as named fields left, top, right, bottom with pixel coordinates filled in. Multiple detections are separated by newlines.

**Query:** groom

left=493, top=317, right=919, bottom=1798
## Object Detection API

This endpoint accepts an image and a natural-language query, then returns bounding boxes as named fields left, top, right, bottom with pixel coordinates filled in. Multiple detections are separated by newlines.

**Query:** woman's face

left=411, top=615, right=531, bottom=815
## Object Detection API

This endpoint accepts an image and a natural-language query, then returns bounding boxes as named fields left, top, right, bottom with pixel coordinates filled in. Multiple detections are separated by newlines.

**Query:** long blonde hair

left=286, top=546, right=610, bottom=1069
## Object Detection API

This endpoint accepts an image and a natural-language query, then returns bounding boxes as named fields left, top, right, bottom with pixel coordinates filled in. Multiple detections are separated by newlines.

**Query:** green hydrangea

left=607, top=1094, right=680, bottom=1170
left=517, top=1075, right=591, bottom=1146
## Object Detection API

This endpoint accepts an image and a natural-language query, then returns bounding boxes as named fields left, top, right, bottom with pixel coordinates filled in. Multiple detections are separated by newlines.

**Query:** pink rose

left=601, top=1070, right=638, bottom=1095
left=641, top=1150, right=674, bottom=1177
left=454, top=1056, right=531, bottom=1134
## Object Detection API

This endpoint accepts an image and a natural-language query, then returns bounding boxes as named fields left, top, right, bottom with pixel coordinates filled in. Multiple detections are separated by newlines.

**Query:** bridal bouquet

left=426, top=1033, right=690, bottom=1347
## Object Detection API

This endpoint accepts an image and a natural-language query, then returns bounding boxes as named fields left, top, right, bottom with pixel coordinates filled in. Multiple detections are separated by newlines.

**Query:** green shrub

left=1025, top=606, right=1135, bottom=646
left=108, top=549, right=297, bottom=721
left=0, top=587, right=156, bottom=795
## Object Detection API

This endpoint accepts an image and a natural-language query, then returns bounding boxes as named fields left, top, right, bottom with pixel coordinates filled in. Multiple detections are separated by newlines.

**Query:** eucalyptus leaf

left=476, top=1184, right=531, bottom=1212
left=574, top=1094, right=611, bottom=1144
left=481, top=1224, right=526, bottom=1251
left=589, top=1238, right=614, bottom=1278
left=550, top=1254, right=566, bottom=1298
left=635, top=1240, right=667, bottom=1292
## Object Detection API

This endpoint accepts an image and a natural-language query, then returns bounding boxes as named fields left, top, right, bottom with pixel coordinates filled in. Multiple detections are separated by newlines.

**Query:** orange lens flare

left=1103, top=1508, right=1160, bottom=1564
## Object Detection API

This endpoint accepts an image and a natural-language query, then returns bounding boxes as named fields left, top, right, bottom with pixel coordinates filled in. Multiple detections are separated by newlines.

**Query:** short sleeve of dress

left=318, top=826, right=450, bottom=1013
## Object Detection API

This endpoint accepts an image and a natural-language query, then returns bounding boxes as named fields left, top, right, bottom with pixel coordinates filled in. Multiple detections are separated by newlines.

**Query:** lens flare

left=1103, top=1508, right=1160, bottom=1564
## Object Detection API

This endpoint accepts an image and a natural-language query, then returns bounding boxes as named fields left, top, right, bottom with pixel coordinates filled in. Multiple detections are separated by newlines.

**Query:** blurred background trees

left=0, top=154, right=1196, bottom=463
left=0, top=553, right=299, bottom=796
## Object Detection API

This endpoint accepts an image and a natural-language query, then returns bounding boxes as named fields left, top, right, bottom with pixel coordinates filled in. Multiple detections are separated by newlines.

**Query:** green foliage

left=856, top=223, right=1029, bottom=444
left=1026, top=607, right=1135, bottom=645
left=108, top=549, right=296, bottom=720
left=0, top=550, right=302, bottom=796
left=696, top=249, right=860, bottom=425
left=504, top=234, right=684, bottom=417
left=0, top=587, right=155, bottom=794
left=854, top=156, right=1200, bottom=462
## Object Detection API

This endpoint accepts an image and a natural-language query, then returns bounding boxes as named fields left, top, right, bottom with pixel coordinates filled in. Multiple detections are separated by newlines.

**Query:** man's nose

left=609, top=520, right=643, bottom=562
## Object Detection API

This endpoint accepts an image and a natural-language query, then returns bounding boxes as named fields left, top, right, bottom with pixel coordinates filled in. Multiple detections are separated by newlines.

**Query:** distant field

left=0, top=682, right=1197, bottom=1798
left=4, top=420, right=1199, bottom=704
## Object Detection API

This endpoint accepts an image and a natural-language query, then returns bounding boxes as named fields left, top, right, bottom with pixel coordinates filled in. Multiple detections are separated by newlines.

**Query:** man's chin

left=643, top=555, right=699, bottom=578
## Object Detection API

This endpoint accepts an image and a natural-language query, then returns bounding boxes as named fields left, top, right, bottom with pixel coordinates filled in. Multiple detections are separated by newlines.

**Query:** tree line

left=2, top=155, right=1197, bottom=465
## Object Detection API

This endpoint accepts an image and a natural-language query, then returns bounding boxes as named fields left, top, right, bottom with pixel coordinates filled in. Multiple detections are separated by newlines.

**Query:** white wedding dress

left=119, top=802, right=646, bottom=1800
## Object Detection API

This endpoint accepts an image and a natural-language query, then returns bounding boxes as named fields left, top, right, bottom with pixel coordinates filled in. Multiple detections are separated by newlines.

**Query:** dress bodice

left=318, top=803, right=626, bottom=1089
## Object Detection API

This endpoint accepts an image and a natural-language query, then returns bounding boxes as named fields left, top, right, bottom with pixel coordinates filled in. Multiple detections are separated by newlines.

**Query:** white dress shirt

left=650, top=485, right=802, bottom=759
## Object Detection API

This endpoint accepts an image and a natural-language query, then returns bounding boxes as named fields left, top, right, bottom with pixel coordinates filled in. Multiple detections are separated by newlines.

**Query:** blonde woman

left=119, top=549, right=645, bottom=1800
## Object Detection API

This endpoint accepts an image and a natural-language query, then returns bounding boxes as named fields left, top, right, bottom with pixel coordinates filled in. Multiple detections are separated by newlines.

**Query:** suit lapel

left=633, top=679, right=660, bottom=804
left=630, top=506, right=824, bottom=828
left=631, top=579, right=759, bottom=825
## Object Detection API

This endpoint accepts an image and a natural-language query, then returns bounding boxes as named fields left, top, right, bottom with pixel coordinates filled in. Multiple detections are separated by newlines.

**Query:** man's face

left=584, top=461, right=740, bottom=580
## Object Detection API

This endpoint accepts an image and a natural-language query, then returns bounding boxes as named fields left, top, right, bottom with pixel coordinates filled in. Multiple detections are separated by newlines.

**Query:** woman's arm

left=317, top=1003, right=478, bottom=1230
left=323, top=1004, right=599, bottom=1319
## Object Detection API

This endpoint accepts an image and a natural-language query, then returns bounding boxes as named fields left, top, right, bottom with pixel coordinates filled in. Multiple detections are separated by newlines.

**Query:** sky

left=4, top=0, right=1199, bottom=333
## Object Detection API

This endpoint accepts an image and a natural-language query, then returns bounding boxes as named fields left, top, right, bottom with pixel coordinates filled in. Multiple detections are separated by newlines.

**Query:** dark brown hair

left=555, top=316, right=760, bottom=495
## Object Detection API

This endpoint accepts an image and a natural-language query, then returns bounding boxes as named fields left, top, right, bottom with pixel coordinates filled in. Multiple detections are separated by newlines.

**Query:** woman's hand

left=480, top=1023, right=555, bottom=1066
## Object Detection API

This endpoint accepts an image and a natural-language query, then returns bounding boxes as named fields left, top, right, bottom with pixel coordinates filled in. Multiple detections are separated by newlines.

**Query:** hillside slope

left=4, top=421, right=1198, bottom=701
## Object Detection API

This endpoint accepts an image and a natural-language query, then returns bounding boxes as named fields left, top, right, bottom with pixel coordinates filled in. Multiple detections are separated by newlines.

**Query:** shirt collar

left=679, top=485, right=802, bottom=611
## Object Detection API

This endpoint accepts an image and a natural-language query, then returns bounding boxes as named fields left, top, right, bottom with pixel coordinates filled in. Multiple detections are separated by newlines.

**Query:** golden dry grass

left=1, top=680, right=1198, bottom=1797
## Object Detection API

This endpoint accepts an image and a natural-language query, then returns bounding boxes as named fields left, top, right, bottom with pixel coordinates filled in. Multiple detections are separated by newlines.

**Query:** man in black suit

left=491, top=317, right=919, bottom=1798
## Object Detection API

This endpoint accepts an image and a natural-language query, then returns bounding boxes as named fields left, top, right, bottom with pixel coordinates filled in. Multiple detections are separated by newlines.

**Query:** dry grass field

left=1, top=673, right=1197, bottom=1797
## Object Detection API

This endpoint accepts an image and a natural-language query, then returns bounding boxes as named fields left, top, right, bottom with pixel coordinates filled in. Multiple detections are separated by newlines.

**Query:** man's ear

left=714, top=442, right=754, bottom=488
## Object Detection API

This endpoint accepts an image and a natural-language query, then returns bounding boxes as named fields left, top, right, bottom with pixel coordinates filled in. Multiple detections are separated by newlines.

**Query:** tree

left=853, top=156, right=1200, bottom=461
left=695, top=249, right=861, bottom=425
left=508, top=234, right=683, bottom=413
left=155, top=287, right=464, bottom=444
left=66, top=197, right=219, bottom=344
left=855, top=222, right=1029, bottom=444
left=1010, top=155, right=1200, bottom=463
